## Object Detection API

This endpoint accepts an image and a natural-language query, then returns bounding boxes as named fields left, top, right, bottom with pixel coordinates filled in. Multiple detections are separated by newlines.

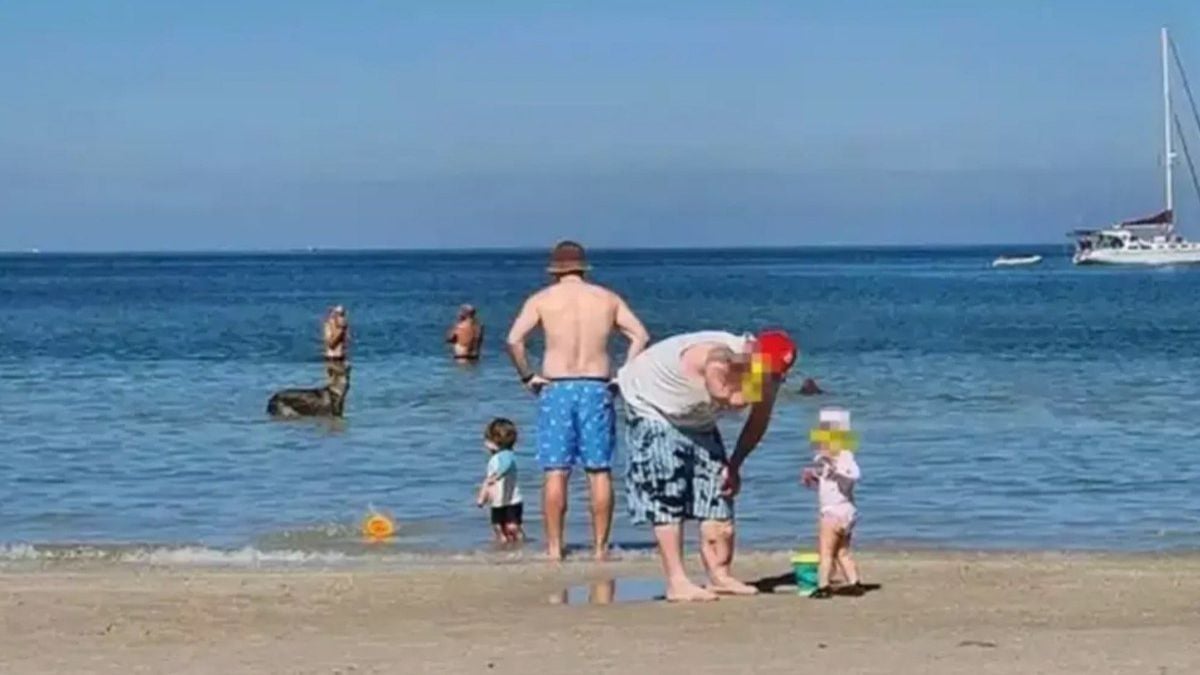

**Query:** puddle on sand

left=549, top=578, right=665, bottom=605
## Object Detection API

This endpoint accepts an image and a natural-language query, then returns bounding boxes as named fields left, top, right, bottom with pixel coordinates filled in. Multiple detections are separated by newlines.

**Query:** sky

left=2, top=1, right=1199, bottom=251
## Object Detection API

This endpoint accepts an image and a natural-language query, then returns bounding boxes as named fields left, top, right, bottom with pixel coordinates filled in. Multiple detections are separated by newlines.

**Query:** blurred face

left=730, top=342, right=788, bottom=408
left=812, top=421, right=836, bottom=456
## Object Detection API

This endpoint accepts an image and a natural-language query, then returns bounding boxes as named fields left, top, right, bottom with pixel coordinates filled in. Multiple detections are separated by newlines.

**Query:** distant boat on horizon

left=992, top=254, right=1042, bottom=268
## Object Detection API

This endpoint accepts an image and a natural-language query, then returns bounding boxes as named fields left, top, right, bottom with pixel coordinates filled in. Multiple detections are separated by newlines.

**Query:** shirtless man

left=506, top=241, right=650, bottom=561
left=323, top=305, right=349, bottom=392
left=446, top=304, right=484, bottom=361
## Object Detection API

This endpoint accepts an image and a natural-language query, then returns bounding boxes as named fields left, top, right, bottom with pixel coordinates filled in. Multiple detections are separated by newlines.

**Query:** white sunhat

left=819, top=407, right=851, bottom=430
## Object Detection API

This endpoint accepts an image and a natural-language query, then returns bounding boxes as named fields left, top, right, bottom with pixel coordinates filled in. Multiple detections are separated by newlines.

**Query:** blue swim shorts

left=536, top=378, right=616, bottom=472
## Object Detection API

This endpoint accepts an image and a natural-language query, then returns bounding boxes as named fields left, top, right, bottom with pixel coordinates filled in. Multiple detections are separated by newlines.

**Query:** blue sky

left=2, top=1, right=1198, bottom=250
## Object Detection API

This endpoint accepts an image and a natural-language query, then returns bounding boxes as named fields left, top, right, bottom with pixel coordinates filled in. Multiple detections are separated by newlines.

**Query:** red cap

left=755, top=329, right=798, bottom=374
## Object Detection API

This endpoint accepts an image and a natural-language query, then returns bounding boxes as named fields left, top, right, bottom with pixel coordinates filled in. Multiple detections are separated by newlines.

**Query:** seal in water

left=799, top=377, right=824, bottom=396
left=267, top=365, right=351, bottom=418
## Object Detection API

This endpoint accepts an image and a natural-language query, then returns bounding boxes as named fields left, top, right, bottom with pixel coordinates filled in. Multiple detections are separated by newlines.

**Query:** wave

left=0, top=541, right=682, bottom=568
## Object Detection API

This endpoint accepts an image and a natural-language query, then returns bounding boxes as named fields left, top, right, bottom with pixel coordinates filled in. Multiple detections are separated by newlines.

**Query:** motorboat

left=992, top=255, right=1042, bottom=268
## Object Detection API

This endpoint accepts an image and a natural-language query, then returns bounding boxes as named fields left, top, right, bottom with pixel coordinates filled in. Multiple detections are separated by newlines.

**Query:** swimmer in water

left=446, top=304, right=484, bottom=361
left=323, top=305, right=349, bottom=393
left=799, top=377, right=824, bottom=396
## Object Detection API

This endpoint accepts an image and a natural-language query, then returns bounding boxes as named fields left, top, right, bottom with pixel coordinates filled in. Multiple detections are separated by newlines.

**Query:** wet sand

left=2, top=551, right=1199, bottom=674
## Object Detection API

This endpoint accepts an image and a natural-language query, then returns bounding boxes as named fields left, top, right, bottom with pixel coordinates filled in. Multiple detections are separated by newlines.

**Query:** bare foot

left=707, top=576, right=760, bottom=596
left=593, top=546, right=611, bottom=562
left=665, top=579, right=719, bottom=603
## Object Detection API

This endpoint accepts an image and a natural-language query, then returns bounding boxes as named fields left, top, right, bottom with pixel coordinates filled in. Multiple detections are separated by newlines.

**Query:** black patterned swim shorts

left=623, top=406, right=734, bottom=525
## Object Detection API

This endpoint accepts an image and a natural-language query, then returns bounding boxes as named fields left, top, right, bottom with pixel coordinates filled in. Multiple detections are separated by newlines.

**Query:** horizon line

left=0, top=242, right=1071, bottom=256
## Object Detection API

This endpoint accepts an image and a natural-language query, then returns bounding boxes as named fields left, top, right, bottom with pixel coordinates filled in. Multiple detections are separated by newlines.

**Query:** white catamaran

left=1072, top=28, right=1200, bottom=265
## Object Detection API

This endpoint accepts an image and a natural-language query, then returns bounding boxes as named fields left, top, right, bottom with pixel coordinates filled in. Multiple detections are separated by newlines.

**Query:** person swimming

left=322, top=305, right=350, bottom=406
left=799, top=377, right=824, bottom=396
left=446, top=304, right=484, bottom=361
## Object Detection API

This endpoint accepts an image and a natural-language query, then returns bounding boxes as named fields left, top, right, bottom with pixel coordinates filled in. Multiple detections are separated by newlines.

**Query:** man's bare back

left=507, top=276, right=648, bottom=382
left=530, top=279, right=619, bottom=378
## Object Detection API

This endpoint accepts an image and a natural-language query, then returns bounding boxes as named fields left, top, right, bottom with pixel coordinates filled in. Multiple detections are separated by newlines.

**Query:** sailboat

left=1072, top=28, right=1200, bottom=265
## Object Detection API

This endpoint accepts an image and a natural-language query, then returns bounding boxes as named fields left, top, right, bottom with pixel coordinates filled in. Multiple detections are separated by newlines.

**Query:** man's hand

left=524, top=374, right=549, bottom=395
left=720, top=464, right=741, bottom=498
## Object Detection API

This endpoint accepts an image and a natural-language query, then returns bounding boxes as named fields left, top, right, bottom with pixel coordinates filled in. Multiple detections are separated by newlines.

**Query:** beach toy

left=362, top=512, right=396, bottom=542
left=791, top=552, right=820, bottom=596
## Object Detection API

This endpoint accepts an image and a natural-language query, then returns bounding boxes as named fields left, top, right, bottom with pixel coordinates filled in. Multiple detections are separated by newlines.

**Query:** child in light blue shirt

left=475, top=418, right=525, bottom=544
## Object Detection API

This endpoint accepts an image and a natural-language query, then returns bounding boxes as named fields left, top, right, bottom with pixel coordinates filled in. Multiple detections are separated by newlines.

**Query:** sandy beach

left=2, top=551, right=1198, bottom=674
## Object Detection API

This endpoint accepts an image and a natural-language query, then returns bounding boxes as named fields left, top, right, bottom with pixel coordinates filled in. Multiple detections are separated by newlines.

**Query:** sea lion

left=799, top=377, right=824, bottom=396
left=267, top=365, right=351, bottom=418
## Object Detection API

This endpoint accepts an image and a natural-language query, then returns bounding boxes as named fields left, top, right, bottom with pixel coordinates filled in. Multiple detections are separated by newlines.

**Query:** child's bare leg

left=830, top=557, right=846, bottom=585
left=836, top=532, right=860, bottom=584
left=699, top=520, right=757, bottom=595
left=492, top=524, right=506, bottom=543
left=503, top=522, right=521, bottom=543
left=817, top=518, right=839, bottom=589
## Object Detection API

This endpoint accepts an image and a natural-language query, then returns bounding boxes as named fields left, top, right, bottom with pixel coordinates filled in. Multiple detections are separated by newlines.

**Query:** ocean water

left=2, top=247, right=1199, bottom=564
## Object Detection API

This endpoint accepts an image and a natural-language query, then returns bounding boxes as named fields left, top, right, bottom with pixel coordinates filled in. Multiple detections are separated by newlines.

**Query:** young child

left=475, top=417, right=525, bottom=544
left=802, top=407, right=863, bottom=598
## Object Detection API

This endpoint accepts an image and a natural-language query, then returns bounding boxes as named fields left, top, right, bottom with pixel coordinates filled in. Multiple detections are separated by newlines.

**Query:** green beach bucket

left=791, top=552, right=820, bottom=596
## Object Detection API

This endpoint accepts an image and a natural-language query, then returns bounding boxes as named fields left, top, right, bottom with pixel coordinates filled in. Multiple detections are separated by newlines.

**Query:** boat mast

left=1163, top=26, right=1175, bottom=224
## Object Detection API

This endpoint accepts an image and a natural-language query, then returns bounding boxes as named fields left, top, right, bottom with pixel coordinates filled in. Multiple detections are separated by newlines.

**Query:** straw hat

left=547, top=240, right=591, bottom=274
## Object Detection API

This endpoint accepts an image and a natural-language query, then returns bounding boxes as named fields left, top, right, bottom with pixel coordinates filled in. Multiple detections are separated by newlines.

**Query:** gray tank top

left=616, top=330, right=750, bottom=430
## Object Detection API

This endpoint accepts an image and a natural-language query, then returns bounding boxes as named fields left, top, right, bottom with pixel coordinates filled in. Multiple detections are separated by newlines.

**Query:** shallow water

left=2, top=247, right=1199, bottom=562
left=550, top=578, right=666, bottom=605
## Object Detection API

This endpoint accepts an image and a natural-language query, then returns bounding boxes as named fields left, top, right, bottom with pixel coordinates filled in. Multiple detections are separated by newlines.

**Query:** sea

left=2, top=246, right=1198, bottom=566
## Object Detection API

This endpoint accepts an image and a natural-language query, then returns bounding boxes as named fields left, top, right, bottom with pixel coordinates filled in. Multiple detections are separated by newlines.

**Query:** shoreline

left=6, top=540, right=1200, bottom=571
left=3, top=551, right=1199, bottom=673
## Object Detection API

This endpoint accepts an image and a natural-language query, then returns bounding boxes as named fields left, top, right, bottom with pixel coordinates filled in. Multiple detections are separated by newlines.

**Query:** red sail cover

left=1121, top=209, right=1174, bottom=226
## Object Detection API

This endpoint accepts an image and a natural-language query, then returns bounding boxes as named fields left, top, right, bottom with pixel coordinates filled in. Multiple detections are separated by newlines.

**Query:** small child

left=801, top=407, right=863, bottom=599
left=475, top=417, right=525, bottom=544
